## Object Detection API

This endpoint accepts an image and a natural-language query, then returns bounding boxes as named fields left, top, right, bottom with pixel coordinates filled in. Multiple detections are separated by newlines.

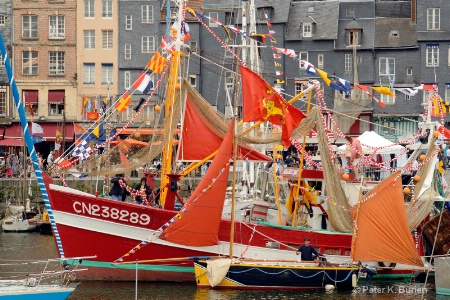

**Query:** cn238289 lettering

left=73, top=201, right=150, bottom=225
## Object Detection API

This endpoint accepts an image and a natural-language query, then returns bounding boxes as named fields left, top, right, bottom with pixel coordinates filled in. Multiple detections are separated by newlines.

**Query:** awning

left=120, top=128, right=180, bottom=135
left=23, top=90, right=38, bottom=104
left=5, top=123, right=74, bottom=142
left=48, top=90, right=65, bottom=103
left=0, top=138, right=25, bottom=147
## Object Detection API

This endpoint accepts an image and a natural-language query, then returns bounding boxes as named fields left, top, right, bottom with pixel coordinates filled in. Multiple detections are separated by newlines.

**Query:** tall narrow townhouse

left=12, top=0, right=77, bottom=153
left=0, top=0, right=13, bottom=126
left=77, top=0, right=118, bottom=126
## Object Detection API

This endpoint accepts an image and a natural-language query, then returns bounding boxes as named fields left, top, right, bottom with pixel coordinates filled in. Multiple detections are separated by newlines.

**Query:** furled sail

left=351, top=171, right=424, bottom=267
left=159, top=119, right=235, bottom=246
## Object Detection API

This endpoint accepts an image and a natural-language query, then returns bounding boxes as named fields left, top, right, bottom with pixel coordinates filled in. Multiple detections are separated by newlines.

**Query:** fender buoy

left=378, top=262, right=396, bottom=268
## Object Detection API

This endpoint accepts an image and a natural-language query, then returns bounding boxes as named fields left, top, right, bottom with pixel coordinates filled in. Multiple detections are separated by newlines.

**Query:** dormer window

left=349, top=31, right=358, bottom=46
left=390, top=30, right=399, bottom=37
left=307, top=6, right=314, bottom=14
left=258, top=7, right=273, bottom=21
left=303, top=23, right=312, bottom=38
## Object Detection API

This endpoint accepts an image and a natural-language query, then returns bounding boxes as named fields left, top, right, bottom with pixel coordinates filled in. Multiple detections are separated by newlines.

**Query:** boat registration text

left=73, top=201, right=150, bottom=225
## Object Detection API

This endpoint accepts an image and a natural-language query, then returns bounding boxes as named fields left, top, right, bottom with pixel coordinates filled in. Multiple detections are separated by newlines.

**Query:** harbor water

left=0, top=231, right=442, bottom=299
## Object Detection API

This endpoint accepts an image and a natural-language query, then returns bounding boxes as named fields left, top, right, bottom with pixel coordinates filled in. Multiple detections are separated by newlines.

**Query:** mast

left=159, top=0, right=184, bottom=208
left=0, top=34, right=66, bottom=257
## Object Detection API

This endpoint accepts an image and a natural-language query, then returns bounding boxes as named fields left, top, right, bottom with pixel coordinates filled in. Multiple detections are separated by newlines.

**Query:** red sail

left=351, top=171, right=424, bottom=267
left=160, top=120, right=235, bottom=246
left=178, top=90, right=270, bottom=162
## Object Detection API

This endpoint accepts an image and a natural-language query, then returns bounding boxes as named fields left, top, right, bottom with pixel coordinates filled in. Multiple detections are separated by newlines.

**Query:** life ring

left=378, top=262, right=396, bottom=268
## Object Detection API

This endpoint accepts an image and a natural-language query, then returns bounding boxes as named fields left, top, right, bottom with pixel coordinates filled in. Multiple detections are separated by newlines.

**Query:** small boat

left=1, top=205, right=39, bottom=232
left=37, top=209, right=53, bottom=235
left=0, top=257, right=90, bottom=300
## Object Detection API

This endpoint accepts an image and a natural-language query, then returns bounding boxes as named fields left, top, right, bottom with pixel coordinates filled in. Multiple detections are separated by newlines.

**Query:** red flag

left=355, top=84, right=386, bottom=108
left=55, top=157, right=73, bottom=170
left=120, top=151, right=129, bottom=167
left=240, top=66, right=305, bottom=147
left=27, top=99, right=34, bottom=116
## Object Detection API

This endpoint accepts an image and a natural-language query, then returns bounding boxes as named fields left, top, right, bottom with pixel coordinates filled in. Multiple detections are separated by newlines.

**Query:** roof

left=374, top=18, right=417, bottom=48
left=345, top=20, right=362, bottom=30
left=286, top=1, right=339, bottom=41
left=335, top=19, right=375, bottom=50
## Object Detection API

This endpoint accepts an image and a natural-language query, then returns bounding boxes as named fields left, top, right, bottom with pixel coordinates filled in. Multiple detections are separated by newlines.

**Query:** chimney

left=411, top=0, right=416, bottom=23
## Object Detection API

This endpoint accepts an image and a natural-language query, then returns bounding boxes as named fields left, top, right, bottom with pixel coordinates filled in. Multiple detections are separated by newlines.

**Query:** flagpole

left=0, top=34, right=66, bottom=257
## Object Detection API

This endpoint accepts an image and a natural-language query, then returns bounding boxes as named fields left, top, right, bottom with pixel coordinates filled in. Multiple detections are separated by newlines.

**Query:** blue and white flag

left=394, top=88, right=418, bottom=97
left=330, top=76, right=351, bottom=97
left=72, top=139, right=92, bottom=161
left=32, top=135, right=44, bottom=144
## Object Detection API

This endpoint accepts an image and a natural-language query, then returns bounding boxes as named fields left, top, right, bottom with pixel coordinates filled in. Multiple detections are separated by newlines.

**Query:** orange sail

left=178, top=89, right=270, bottom=162
left=159, top=119, right=234, bottom=246
left=351, top=171, right=424, bottom=267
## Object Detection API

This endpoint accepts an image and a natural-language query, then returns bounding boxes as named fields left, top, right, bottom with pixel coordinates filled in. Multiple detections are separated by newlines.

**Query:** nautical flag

left=394, top=88, right=418, bottom=97
left=266, top=34, right=276, bottom=43
left=32, top=135, right=44, bottom=144
left=101, top=97, right=108, bottom=114
left=240, top=66, right=306, bottom=147
left=120, top=151, right=129, bottom=167
left=181, top=20, right=190, bottom=41
left=134, top=98, right=146, bottom=112
left=74, top=123, right=88, bottom=135
left=72, top=139, right=92, bottom=161
left=86, top=111, right=99, bottom=120
left=146, top=51, right=166, bottom=74
left=67, top=167, right=88, bottom=178
left=160, top=35, right=174, bottom=53
left=276, top=71, right=284, bottom=76
left=414, top=83, right=434, bottom=91
left=267, top=22, right=273, bottom=27
left=356, top=84, right=386, bottom=108
left=31, top=122, right=44, bottom=134
left=269, top=30, right=276, bottom=35
left=432, top=96, right=446, bottom=117
left=273, top=53, right=281, bottom=59
left=372, top=86, right=395, bottom=97
left=115, top=92, right=131, bottom=112
left=330, top=76, right=351, bottom=96
left=301, top=60, right=316, bottom=75
left=272, top=46, right=297, bottom=58
left=27, top=99, right=34, bottom=116
left=249, top=34, right=266, bottom=43
left=132, top=73, right=153, bottom=93
left=142, top=81, right=154, bottom=95
left=274, top=62, right=282, bottom=67
left=81, top=97, right=89, bottom=115
left=226, top=25, right=246, bottom=37
left=55, top=156, right=73, bottom=169
left=276, top=78, right=285, bottom=84
left=316, top=69, right=331, bottom=86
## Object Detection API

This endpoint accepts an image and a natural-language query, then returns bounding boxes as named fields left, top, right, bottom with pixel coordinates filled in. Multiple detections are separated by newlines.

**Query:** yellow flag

left=316, top=69, right=331, bottom=86
left=147, top=51, right=166, bottom=74
left=372, top=86, right=395, bottom=97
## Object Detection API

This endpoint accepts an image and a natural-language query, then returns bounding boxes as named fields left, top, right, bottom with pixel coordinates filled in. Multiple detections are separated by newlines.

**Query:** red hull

left=46, top=181, right=352, bottom=281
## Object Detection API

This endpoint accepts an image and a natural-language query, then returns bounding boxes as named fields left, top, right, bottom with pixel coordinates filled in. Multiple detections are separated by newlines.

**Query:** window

left=22, top=15, right=38, bottom=38
left=209, top=12, right=218, bottom=27
left=124, top=44, right=131, bottom=59
left=83, top=63, right=95, bottom=84
left=124, top=71, right=131, bottom=90
left=295, top=81, right=308, bottom=95
left=307, top=6, right=315, bottom=14
left=102, top=0, right=113, bottom=18
left=346, top=8, right=355, bottom=18
left=406, top=67, right=412, bottom=76
left=317, top=54, right=324, bottom=68
left=426, top=45, right=439, bottom=67
left=225, top=12, right=235, bottom=25
left=0, top=88, right=6, bottom=115
left=225, top=71, right=234, bottom=89
left=427, top=8, right=440, bottom=30
left=345, top=54, right=352, bottom=72
left=22, top=51, right=38, bottom=75
left=142, top=36, right=155, bottom=53
left=101, top=63, right=113, bottom=85
left=125, top=15, right=132, bottom=30
left=360, top=116, right=370, bottom=133
left=258, top=8, right=271, bottom=21
left=102, top=30, right=113, bottom=49
left=298, top=52, right=308, bottom=66
left=348, top=31, right=358, bottom=46
left=84, top=30, right=95, bottom=49
left=49, top=16, right=65, bottom=39
left=303, top=23, right=312, bottom=38
left=189, top=41, right=197, bottom=52
left=84, top=0, right=95, bottom=18
left=49, top=52, right=65, bottom=76
left=189, top=75, right=196, bottom=87
left=380, top=92, right=395, bottom=105
left=49, top=103, right=64, bottom=115
left=142, top=5, right=154, bottom=24
left=0, top=15, right=5, bottom=26
left=379, top=58, right=395, bottom=76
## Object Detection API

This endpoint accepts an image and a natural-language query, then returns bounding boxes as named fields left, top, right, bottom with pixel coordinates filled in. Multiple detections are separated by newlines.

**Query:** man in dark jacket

left=110, top=174, right=130, bottom=201
left=296, top=238, right=322, bottom=262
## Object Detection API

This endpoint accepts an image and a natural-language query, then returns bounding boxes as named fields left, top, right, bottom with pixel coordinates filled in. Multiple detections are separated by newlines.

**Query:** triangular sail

left=159, top=119, right=235, bottom=246
left=178, top=82, right=270, bottom=162
left=351, top=171, right=424, bottom=267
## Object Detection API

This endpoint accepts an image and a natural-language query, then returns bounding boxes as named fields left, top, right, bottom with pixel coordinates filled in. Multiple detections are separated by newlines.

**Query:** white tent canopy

left=337, top=131, right=405, bottom=155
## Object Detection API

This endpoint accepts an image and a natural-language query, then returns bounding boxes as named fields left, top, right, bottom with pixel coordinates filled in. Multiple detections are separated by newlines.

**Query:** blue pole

left=0, top=35, right=65, bottom=257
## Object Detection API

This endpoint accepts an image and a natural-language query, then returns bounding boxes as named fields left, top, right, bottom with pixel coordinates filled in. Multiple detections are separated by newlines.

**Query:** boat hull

left=194, top=260, right=357, bottom=290
left=2, top=217, right=38, bottom=232
left=46, top=182, right=353, bottom=281
left=0, top=285, right=75, bottom=300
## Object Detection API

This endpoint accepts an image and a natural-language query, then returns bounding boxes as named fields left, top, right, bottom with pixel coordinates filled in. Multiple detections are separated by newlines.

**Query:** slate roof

left=286, top=1, right=339, bottom=41
left=374, top=18, right=417, bottom=48
left=335, top=18, right=375, bottom=50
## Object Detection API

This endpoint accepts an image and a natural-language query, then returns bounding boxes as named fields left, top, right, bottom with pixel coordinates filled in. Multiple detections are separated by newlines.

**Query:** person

left=373, top=153, right=382, bottom=181
left=285, top=154, right=295, bottom=167
left=47, top=151, right=54, bottom=170
left=344, top=135, right=363, bottom=179
left=296, top=237, right=322, bottom=262
left=133, top=177, right=152, bottom=205
left=109, top=174, right=130, bottom=201
left=411, top=158, right=419, bottom=176
left=5, top=154, right=12, bottom=178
